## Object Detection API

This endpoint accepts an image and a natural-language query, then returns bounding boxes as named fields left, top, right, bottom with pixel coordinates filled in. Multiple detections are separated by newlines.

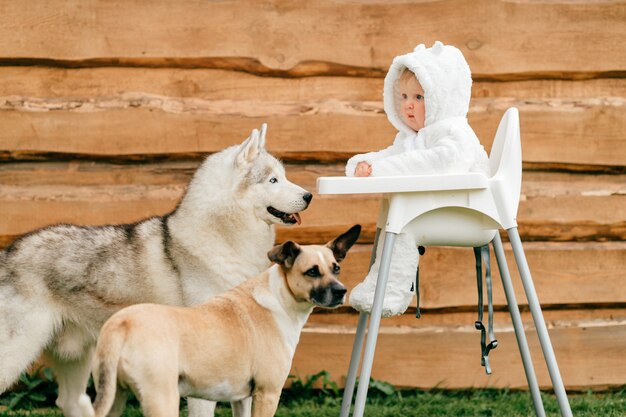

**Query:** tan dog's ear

left=268, top=241, right=301, bottom=268
left=327, top=225, right=361, bottom=262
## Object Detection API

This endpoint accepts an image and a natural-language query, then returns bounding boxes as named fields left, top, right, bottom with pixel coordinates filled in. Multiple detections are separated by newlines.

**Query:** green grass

left=2, top=369, right=623, bottom=416
left=1, top=389, right=624, bottom=417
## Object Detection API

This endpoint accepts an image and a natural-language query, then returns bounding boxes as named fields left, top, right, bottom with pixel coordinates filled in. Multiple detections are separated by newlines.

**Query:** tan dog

left=79, top=225, right=361, bottom=417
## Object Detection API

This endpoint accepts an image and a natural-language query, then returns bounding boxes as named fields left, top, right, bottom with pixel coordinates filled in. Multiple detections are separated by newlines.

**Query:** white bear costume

left=346, top=41, right=490, bottom=317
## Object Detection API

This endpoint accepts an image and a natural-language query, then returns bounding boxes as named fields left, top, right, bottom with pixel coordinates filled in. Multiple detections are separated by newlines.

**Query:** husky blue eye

left=269, top=177, right=277, bottom=183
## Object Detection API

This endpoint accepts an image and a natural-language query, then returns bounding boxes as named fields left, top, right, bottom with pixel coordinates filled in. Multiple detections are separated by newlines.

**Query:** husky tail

left=0, top=260, right=59, bottom=394
left=0, top=307, right=56, bottom=394
left=79, top=321, right=127, bottom=417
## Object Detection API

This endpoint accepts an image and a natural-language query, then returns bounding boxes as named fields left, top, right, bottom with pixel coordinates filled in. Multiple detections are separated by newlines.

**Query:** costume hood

left=384, top=41, right=472, bottom=135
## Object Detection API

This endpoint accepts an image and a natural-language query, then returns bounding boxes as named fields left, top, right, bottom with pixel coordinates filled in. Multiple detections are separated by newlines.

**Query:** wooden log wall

left=1, top=0, right=624, bottom=390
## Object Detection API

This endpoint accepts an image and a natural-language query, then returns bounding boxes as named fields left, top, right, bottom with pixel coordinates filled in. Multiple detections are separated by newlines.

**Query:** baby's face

left=398, top=77, right=426, bottom=131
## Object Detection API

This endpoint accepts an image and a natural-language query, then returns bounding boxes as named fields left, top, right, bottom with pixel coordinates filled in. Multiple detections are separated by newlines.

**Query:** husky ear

left=326, top=225, right=361, bottom=262
left=258, top=123, right=267, bottom=149
left=236, top=129, right=260, bottom=167
left=268, top=241, right=301, bottom=269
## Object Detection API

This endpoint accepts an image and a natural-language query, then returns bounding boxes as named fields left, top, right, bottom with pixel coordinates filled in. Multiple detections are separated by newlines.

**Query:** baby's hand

left=354, top=161, right=372, bottom=177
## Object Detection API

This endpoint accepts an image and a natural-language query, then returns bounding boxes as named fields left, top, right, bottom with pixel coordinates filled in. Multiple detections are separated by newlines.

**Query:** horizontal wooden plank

left=0, top=1, right=624, bottom=78
left=306, top=309, right=626, bottom=328
left=1, top=98, right=624, bottom=167
left=296, top=217, right=626, bottom=246
left=1, top=67, right=625, bottom=101
left=0, top=161, right=196, bottom=187
left=0, top=163, right=623, bottom=244
left=291, top=317, right=626, bottom=389
left=337, top=243, right=626, bottom=309
left=0, top=68, right=383, bottom=102
left=279, top=222, right=626, bottom=249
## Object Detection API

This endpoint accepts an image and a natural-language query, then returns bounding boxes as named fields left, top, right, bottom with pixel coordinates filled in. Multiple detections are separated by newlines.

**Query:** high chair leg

left=507, top=227, right=573, bottom=417
left=492, top=233, right=546, bottom=417
left=340, top=312, right=368, bottom=417
left=340, top=228, right=382, bottom=417
left=352, top=231, right=397, bottom=417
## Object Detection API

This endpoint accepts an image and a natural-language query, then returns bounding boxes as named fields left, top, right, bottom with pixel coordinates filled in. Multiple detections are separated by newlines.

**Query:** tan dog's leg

left=231, top=397, right=252, bottom=417
left=187, top=398, right=216, bottom=417
left=139, top=379, right=179, bottom=417
left=251, top=392, right=280, bottom=417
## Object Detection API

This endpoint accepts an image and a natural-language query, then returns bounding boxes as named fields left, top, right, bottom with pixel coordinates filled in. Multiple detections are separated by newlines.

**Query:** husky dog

left=0, top=125, right=311, bottom=417
left=78, top=225, right=360, bottom=417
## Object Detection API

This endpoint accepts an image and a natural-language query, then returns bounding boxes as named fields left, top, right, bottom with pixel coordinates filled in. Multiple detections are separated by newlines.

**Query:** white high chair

left=317, top=108, right=572, bottom=417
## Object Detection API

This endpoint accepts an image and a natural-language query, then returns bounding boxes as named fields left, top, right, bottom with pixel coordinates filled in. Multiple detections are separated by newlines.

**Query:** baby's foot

left=380, top=288, right=414, bottom=317
left=349, top=274, right=414, bottom=317
left=349, top=278, right=376, bottom=313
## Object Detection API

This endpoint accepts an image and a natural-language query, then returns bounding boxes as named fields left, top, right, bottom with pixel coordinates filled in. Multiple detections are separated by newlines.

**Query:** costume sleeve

left=370, top=134, right=471, bottom=177
left=345, top=144, right=399, bottom=177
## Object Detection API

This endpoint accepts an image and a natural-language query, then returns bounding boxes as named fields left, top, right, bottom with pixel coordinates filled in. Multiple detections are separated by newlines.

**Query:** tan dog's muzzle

left=310, top=281, right=347, bottom=308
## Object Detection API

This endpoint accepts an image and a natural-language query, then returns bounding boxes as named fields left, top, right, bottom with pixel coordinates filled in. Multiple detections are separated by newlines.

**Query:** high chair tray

left=317, top=173, right=489, bottom=195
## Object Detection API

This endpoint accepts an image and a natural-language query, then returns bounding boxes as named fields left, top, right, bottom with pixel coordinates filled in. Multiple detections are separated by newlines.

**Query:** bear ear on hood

left=432, top=40, right=444, bottom=55
left=413, top=43, right=426, bottom=52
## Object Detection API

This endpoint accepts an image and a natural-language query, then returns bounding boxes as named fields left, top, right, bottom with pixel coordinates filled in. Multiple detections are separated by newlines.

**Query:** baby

left=346, top=41, right=490, bottom=317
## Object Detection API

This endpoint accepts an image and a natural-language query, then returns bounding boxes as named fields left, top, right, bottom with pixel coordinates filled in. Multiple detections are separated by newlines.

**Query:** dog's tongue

left=293, top=212, right=302, bottom=225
